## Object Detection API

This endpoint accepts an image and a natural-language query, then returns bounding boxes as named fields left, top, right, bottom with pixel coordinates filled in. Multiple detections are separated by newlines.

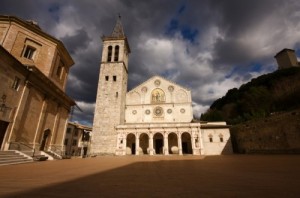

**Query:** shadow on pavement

left=2, top=155, right=300, bottom=198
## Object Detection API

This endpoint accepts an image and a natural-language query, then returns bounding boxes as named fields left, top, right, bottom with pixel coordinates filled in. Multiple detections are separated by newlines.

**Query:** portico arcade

left=115, top=123, right=204, bottom=156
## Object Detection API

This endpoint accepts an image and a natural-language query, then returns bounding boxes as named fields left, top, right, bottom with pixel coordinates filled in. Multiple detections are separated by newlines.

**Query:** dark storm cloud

left=66, top=48, right=101, bottom=103
left=1, top=0, right=300, bottom=125
left=207, top=0, right=300, bottom=68
left=61, top=29, right=91, bottom=54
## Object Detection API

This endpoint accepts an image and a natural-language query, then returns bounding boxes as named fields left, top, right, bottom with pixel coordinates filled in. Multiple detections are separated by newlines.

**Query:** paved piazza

left=0, top=155, right=300, bottom=197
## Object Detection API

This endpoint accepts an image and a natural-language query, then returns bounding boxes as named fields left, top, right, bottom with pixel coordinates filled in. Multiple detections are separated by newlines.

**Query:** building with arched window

left=0, top=15, right=75, bottom=161
left=91, top=16, right=232, bottom=156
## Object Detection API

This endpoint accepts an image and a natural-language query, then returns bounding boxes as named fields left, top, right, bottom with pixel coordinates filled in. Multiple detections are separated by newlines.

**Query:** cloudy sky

left=1, top=0, right=300, bottom=126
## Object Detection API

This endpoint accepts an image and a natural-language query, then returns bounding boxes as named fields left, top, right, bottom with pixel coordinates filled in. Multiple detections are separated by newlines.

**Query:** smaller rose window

left=168, top=86, right=174, bottom=92
left=154, top=80, right=161, bottom=86
left=141, top=86, right=148, bottom=93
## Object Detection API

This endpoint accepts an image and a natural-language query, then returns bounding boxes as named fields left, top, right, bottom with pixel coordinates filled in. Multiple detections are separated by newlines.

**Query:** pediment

left=126, top=75, right=191, bottom=105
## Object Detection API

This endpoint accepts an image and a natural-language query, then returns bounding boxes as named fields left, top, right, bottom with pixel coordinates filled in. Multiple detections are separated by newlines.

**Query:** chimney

left=274, top=48, right=299, bottom=70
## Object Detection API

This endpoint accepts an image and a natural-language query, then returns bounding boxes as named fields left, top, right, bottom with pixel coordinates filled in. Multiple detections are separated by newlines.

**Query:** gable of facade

left=125, top=75, right=193, bottom=123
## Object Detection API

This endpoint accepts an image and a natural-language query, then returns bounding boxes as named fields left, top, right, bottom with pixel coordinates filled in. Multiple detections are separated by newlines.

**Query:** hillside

left=201, top=67, right=300, bottom=125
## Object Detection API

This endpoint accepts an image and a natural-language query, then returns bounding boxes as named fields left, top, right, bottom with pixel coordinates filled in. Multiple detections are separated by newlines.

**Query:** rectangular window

left=56, top=66, right=62, bottom=77
left=66, top=128, right=71, bottom=134
left=116, top=92, right=118, bottom=97
left=105, top=76, right=109, bottom=81
left=23, top=45, right=36, bottom=60
left=12, top=76, right=20, bottom=90
left=209, top=137, right=213, bottom=143
left=220, top=137, right=224, bottom=142
left=113, top=75, right=117, bottom=81
left=56, top=60, right=64, bottom=79
left=74, top=129, right=78, bottom=136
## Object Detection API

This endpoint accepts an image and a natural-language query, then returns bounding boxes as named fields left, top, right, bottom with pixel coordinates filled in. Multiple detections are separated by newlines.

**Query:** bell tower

left=91, top=16, right=130, bottom=155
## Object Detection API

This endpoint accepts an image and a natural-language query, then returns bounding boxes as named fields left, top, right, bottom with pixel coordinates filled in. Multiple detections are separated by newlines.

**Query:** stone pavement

left=0, top=155, right=300, bottom=197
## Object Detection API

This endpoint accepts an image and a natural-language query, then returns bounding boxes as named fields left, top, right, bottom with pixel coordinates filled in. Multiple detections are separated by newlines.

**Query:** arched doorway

left=153, top=133, right=163, bottom=154
left=181, top=132, right=192, bottom=154
left=139, top=133, right=149, bottom=155
left=168, top=132, right=178, bottom=154
left=40, top=129, right=51, bottom=151
left=126, top=133, right=136, bottom=155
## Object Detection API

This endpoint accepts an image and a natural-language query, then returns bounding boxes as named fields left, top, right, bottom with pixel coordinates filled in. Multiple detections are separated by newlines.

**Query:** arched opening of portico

left=181, top=132, right=192, bottom=154
left=126, top=133, right=136, bottom=155
left=139, top=133, right=149, bottom=154
left=153, top=133, right=163, bottom=155
left=168, top=132, right=178, bottom=154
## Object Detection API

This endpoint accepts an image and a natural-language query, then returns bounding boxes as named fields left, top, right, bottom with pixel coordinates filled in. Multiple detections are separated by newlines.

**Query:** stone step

left=0, top=151, right=16, bottom=155
left=0, top=151, right=33, bottom=166
left=0, top=158, right=32, bottom=165
left=0, top=156, right=28, bottom=160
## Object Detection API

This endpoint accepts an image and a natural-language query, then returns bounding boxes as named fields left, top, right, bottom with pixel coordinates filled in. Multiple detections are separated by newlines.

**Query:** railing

left=8, top=142, right=35, bottom=157
left=49, top=145, right=65, bottom=158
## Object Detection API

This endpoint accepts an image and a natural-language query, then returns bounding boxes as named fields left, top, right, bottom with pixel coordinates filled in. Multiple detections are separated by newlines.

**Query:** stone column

left=178, top=132, right=182, bottom=155
left=164, top=133, right=169, bottom=155
left=191, top=132, right=196, bottom=155
left=49, top=104, right=60, bottom=149
left=33, top=97, right=47, bottom=150
left=123, top=135, right=127, bottom=155
left=199, top=129, right=204, bottom=155
left=149, top=133, right=154, bottom=155
left=135, top=135, right=139, bottom=155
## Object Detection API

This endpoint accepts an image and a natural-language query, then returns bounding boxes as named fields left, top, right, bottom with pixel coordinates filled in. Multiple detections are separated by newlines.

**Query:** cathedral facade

left=91, top=18, right=232, bottom=156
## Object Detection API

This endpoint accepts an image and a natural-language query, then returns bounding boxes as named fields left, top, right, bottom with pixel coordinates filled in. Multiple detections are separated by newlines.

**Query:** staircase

left=43, top=150, right=62, bottom=160
left=0, top=150, right=33, bottom=166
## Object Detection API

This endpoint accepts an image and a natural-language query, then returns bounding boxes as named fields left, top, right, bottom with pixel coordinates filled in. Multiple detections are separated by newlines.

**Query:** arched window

left=208, top=134, right=213, bottom=143
left=219, top=134, right=224, bottom=142
left=107, top=46, right=112, bottom=62
left=114, top=45, right=119, bottom=61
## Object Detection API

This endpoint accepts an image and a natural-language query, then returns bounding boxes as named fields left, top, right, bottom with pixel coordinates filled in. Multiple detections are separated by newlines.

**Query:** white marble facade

left=115, top=76, right=232, bottom=156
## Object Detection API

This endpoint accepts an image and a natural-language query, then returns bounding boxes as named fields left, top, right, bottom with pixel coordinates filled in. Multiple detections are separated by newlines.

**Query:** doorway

left=40, top=129, right=50, bottom=151
left=0, top=121, right=9, bottom=148
left=131, top=143, right=136, bottom=155
left=181, top=132, right=192, bottom=154
left=155, top=139, right=163, bottom=154
left=126, top=133, right=136, bottom=155
left=153, top=133, right=163, bottom=155
left=182, top=142, right=188, bottom=154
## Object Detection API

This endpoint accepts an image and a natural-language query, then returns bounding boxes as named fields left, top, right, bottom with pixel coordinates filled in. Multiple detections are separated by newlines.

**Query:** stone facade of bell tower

left=91, top=17, right=130, bottom=155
